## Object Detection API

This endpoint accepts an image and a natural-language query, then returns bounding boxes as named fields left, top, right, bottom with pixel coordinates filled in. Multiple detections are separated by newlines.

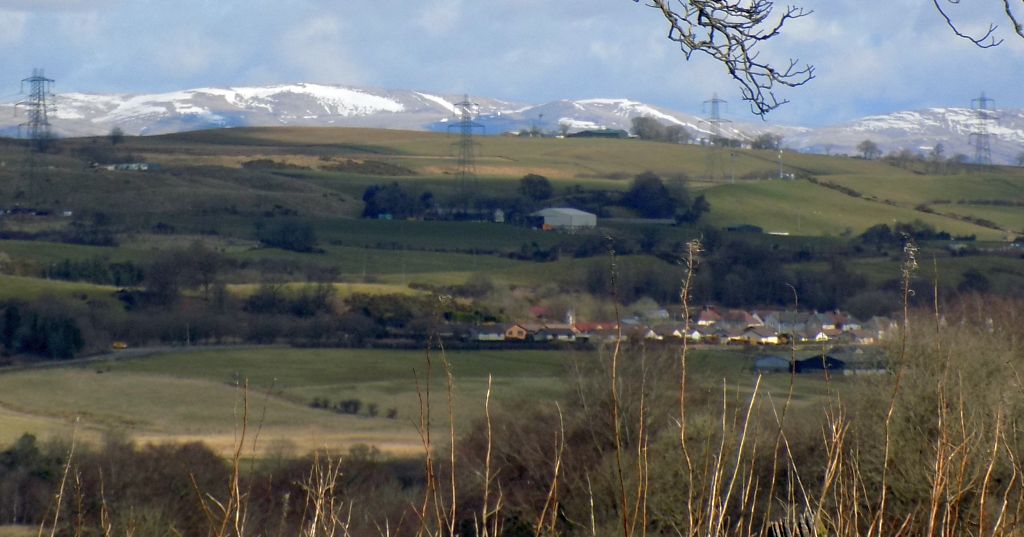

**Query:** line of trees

left=630, top=116, right=692, bottom=143
left=621, top=171, right=710, bottom=223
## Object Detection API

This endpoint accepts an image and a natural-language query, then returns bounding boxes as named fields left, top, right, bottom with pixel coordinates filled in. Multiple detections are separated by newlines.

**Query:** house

left=686, top=326, right=723, bottom=345
left=741, top=327, right=781, bottom=345
left=850, top=329, right=877, bottom=345
left=762, top=311, right=810, bottom=334
left=503, top=324, right=529, bottom=341
left=531, top=208, right=597, bottom=230
left=807, top=312, right=836, bottom=331
left=754, top=356, right=792, bottom=373
left=696, top=308, right=722, bottom=326
left=584, top=328, right=622, bottom=344
left=533, top=326, right=578, bottom=343
left=472, top=325, right=508, bottom=341
left=803, top=329, right=831, bottom=343
left=724, top=309, right=763, bottom=328
left=724, top=328, right=749, bottom=345
left=652, top=323, right=688, bottom=340
left=574, top=322, right=618, bottom=333
left=829, top=311, right=861, bottom=331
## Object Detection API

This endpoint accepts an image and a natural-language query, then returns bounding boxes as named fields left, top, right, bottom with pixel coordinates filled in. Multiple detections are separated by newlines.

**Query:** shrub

left=254, top=219, right=318, bottom=253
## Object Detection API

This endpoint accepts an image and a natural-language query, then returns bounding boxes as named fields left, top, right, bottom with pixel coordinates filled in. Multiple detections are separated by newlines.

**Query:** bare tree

left=636, top=0, right=814, bottom=117
left=637, top=1, right=1024, bottom=116
left=858, top=139, right=881, bottom=160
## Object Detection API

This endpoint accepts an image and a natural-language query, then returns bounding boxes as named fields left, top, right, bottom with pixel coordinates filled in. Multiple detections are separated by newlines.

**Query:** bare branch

left=1002, top=0, right=1024, bottom=39
left=933, top=0, right=1003, bottom=47
left=637, top=0, right=815, bottom=117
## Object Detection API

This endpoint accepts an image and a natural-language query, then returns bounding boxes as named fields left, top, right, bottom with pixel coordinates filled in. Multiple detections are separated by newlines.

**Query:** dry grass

left=0, top=369, right=417, bottom=457
left=0, top=403, right=104, bottom=448
left=0, top=526, right=34, bottom=537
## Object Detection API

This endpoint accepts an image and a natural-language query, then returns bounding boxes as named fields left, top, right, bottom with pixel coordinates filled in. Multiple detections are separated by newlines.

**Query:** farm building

left=531, top=208, right=597, bottom=230
left=794, top=355, right=846, bottom=374
left=567, top=129, right=629, bottom=139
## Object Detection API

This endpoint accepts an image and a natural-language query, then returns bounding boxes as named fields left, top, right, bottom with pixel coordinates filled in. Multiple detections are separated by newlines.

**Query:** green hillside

left=2, top=127, right=1021, bottom=239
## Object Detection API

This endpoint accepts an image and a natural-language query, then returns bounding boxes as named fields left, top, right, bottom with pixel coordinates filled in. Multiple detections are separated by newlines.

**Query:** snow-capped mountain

left=1, top=82, right=1022, bottom=164
left=0, top=83, right=525, bottom=137
left=785, top=108, right=1024, bottom=165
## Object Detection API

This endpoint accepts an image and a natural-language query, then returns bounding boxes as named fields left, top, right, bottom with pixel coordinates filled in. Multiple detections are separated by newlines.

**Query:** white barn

left=532, top=208, right=597, bottom=230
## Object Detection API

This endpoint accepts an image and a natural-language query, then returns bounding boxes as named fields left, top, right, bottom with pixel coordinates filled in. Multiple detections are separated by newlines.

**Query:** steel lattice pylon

left=969, top=92, right=996, bottom=167
left=17, top=68, right=55, bottom=151
left=448, top=94, right=484, bottom=210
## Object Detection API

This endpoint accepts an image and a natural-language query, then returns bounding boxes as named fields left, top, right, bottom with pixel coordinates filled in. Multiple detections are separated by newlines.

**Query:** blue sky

left=0, top=0, right=1022, bottom=126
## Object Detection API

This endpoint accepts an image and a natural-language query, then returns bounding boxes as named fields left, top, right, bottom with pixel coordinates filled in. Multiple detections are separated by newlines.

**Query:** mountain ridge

left=1, top=82, right=1022, bottom=165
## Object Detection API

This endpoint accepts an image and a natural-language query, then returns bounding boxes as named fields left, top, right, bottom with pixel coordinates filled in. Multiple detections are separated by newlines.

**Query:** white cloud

left=1, top=0, right=1022, bottom=127
left=276, top=17, right=367, bottom=84
left=153, top=32, right=221, bottom=77
left=0, top=9, right=27, bottom=43
left=0, top=0, right=118, bottom=10
left=56, top=10, right=104, bottom=42
left=417, top=0, right=463, bottom=37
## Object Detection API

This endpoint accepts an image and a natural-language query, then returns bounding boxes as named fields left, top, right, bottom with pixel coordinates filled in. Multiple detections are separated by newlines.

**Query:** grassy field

left=702, top=180, right=1007, bottom=240
left=0, top=526, right=34, bottom=537
left=0, top=345, right=845, bottom=457
left=2, top=127, right=1021, bottom=241
left=845, top=252, right=1024, bottom=291
left=0, top=274, right=116, bottom=302
left=0, top=347, right=580, bottom=456
left=930, top=203, right=1024, bottom=233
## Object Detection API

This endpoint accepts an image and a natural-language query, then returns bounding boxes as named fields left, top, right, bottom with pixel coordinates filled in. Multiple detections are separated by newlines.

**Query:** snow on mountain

left=785, top=107, right=1024, bottom=164
left=1, top=82, right=1022, bottom=164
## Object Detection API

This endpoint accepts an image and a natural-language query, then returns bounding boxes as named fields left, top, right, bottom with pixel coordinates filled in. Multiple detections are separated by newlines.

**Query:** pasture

left=0, top=345, right=840, bottom=457
left=0, top=347, right=580, bottom=456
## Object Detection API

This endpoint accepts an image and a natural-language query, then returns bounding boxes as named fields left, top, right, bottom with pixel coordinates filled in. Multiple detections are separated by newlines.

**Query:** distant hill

left=1, top=82, right=1023, bottom=164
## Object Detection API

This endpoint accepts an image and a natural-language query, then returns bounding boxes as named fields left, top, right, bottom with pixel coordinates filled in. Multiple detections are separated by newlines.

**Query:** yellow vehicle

left=111, top=341, right=129, bottom=350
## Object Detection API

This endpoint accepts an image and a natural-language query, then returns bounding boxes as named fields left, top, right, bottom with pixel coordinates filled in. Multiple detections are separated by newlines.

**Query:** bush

left=518, top=174, right=553, bottom=201
left=622, top=172, right=676, bottom=218
left=255, top=219, right=318, bottom=253
left=2, top=299, right=87, bottom=359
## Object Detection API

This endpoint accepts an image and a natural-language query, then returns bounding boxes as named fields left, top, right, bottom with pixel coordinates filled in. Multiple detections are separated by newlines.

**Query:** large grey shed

left=532, top=208, right=597, bottom=230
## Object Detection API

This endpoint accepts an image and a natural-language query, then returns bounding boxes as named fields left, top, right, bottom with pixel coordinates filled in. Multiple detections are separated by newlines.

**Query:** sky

left=0, top=0, right=1022, bottom=127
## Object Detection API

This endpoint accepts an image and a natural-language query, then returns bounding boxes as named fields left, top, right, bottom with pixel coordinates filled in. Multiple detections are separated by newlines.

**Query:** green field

left=3, top=127, right=1018, bottom=242
left=0, top=347, right=581, bottom=455
left=0, top=274, right=116, bottom=301
left=0, top=345, right=854, bottom=456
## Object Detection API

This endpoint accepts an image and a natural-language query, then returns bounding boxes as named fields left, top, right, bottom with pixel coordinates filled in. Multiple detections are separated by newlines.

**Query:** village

left=465, top=306, right=896, bottom=347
